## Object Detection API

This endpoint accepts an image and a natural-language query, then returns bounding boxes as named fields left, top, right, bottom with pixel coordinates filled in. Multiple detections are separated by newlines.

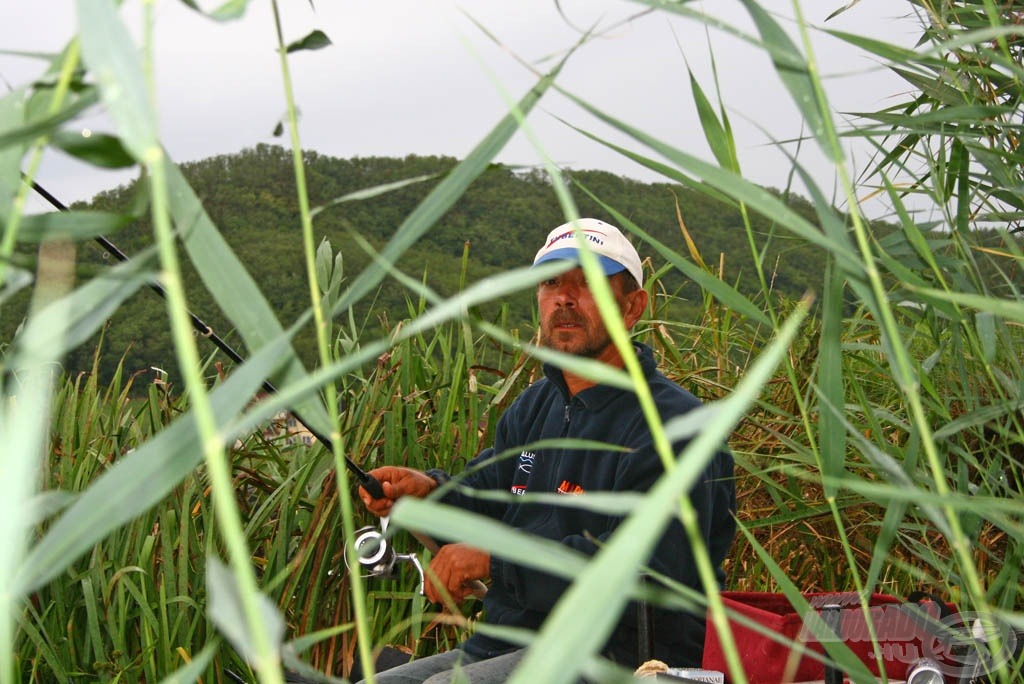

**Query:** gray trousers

left=357, top=648, right=525, bottom=684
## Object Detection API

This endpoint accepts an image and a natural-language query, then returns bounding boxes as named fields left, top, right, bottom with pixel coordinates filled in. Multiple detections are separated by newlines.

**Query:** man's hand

left=426, top=543, right=490, bottom=606
left=358, top=466, right=436, bottom=517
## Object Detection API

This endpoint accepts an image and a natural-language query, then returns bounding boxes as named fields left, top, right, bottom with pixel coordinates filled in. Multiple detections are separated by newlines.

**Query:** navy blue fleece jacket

left=437, top=342, right=735, bottom=667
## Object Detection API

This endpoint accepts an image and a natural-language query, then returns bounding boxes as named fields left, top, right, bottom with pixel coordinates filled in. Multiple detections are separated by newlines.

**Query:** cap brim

left=533, top=248, right=627, bottom=277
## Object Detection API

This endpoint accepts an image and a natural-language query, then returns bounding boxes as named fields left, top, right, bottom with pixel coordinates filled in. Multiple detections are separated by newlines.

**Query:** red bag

left=702, top=591, right=957, bottom=683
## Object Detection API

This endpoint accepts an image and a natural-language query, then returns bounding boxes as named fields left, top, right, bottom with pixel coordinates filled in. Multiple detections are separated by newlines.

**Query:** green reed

left=3, top=1, right=1023, bottom=683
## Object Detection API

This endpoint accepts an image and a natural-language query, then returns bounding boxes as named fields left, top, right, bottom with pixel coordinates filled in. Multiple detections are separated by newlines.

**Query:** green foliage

left=3, top=2, right=1024, bottom=684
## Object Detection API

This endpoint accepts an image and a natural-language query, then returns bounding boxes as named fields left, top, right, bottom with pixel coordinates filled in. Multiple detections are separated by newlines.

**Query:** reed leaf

left=818, top=260, right=846, bottom=499
left=9, top=251, right=154, bottom=357
left=207, top=557, right=285, bottom=663
left=165, top=160, right=337, bottom=442
left=738, top=0, right=839, bottom=162
left=76, top=0, right=159, bottom=160
left=17, top=210, right=136, bottom=242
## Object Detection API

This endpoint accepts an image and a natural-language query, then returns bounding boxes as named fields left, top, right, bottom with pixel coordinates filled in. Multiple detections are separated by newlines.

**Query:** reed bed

left=2, top=1, right=1022, bottom=682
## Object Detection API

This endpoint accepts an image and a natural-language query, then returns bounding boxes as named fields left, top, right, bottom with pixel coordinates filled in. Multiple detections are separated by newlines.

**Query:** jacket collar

left=543, top=342, right=658, bottom=410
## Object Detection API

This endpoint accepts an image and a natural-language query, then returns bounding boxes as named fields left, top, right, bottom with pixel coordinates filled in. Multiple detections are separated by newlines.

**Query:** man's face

left=536, top=267, right=646, bottom=360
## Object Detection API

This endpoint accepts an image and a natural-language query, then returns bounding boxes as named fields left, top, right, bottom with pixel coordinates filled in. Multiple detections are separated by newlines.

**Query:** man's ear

left=623, top=288, right=649, bottom=329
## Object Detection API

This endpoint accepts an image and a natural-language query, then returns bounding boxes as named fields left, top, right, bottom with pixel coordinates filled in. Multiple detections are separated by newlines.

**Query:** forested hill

left=4, top=144, right=903, bottom=382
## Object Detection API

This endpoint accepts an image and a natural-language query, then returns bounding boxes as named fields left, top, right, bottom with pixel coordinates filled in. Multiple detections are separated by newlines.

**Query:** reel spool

left=345, top=518, right=425, bottom=595
left=348, top=526, right=394, bottom=576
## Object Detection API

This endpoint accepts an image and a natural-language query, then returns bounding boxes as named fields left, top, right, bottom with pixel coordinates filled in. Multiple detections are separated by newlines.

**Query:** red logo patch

left=556, top=480, right=585, bottom=495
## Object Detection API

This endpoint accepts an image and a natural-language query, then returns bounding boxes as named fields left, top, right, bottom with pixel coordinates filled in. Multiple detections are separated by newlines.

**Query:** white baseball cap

left=533, top=218, right=644, bottom=288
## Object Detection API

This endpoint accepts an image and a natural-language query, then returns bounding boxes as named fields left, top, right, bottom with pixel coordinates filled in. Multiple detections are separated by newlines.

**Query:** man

left=357, top=218, right=736, bottom=683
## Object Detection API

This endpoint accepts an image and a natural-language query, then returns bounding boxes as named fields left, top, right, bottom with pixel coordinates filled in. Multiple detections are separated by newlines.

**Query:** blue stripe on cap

left=533, top=248, right=627, bottom=276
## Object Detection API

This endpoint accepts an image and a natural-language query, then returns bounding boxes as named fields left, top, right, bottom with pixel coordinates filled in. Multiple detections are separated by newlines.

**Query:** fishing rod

left=27, top=179, right=386, bottom=500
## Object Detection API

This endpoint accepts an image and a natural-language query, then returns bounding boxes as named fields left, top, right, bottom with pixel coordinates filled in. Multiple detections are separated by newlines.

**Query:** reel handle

left=395, top=552, right=426, bottom=596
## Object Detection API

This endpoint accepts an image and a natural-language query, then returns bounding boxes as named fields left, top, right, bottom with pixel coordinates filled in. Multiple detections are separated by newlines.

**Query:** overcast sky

left=2, top=1, right=922, bottom=219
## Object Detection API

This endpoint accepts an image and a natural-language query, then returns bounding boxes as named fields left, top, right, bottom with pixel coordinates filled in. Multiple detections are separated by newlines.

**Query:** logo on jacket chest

left=510, top=451, right=536, bottom=496
left=557, top=480, right=585, bottom=495
left=517, top=451, right=536, bottom=474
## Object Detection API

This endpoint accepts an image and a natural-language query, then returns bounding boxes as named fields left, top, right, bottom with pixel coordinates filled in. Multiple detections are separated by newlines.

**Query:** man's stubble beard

left=539, top=311, right=613, bottom=359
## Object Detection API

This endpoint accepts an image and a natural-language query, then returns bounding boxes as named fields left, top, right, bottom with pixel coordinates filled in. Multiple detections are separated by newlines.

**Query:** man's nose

left=552, top=283, right=579, bottom=305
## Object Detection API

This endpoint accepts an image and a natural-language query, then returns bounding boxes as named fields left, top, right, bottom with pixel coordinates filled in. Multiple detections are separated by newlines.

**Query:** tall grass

left=2, top=1, right=1023, bottom=683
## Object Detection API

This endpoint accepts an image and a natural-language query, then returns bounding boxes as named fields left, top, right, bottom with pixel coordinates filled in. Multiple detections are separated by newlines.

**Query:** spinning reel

left=345, top=516, right=426, bottom=595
